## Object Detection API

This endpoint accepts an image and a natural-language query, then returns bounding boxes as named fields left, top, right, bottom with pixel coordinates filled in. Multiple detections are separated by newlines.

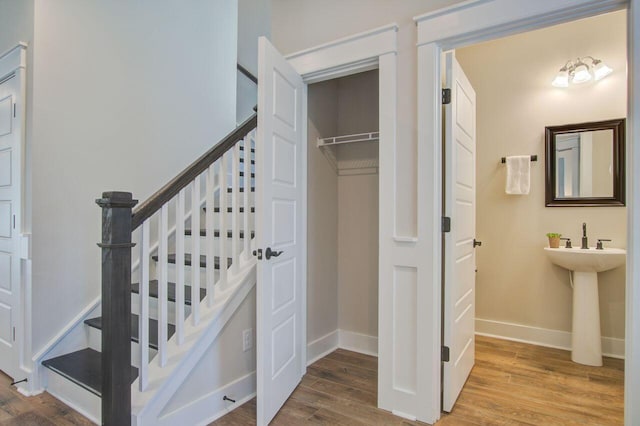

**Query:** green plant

left=546, top=232, right=562, bottom=238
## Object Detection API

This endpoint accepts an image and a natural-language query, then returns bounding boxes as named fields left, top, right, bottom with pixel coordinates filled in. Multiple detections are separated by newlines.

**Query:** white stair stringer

left=132, top=259, right=256, bottom=426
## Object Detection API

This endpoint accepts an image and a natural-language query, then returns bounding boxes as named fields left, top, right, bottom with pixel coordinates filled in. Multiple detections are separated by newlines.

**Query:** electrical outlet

left=242, top=328, right=253, bottom=352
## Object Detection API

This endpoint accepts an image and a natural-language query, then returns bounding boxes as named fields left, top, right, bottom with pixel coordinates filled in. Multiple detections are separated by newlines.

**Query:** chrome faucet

left=581, top=222, right=589, bottom=249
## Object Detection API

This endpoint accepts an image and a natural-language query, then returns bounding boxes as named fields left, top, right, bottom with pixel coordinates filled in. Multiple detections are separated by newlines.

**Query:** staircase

left=41, top=113, right=258, bottom=425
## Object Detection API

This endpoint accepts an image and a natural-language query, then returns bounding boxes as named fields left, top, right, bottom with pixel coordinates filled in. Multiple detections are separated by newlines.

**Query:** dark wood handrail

left=131, top=113, right=257, bottom=230
left=237, top=63, right=258, bottom=85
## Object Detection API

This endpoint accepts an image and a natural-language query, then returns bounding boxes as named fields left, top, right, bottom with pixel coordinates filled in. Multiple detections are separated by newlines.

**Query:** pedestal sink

left=544, top=246, right=626, bottom=366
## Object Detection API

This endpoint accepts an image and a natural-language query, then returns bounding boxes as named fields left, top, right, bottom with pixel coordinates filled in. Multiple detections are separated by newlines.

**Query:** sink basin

left=544, top=246, right=626, bottom=367
left=544, top=247, right=626, bottom=273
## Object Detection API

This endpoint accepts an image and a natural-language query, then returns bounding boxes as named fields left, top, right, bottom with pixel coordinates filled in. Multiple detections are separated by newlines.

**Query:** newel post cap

left=96, top=191, right=138, bottom=208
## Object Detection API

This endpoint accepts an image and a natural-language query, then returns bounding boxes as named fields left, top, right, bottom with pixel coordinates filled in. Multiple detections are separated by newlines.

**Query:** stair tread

left=131, top=280, right=206, bottom=305
left=184, top=229, right=255, bottom=239
left=43, top=348, right=138, bottom=398
left=151, top=253, right=232, bottom=269
left=85, top=314, right=175, bottom=350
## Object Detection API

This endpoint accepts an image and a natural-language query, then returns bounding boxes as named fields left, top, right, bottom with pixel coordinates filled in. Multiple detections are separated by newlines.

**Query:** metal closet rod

left=501, top=155, right=538, bottom=164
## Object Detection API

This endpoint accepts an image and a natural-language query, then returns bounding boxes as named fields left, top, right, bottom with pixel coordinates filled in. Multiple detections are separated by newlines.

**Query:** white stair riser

left=195, top=211, right=255, bottom=226
left=184, top=235, right=252, bottom=257
left=165, top=263, right=218, bottom=285
left=87, top=325, right=158, bottom=369
left=44, top=368, right=101, bottom=424
left=131, top=292, right=194, bottom=323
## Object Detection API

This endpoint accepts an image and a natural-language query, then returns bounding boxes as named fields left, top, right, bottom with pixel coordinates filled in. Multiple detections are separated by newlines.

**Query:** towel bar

left=501, top=155, right=537, bottom=164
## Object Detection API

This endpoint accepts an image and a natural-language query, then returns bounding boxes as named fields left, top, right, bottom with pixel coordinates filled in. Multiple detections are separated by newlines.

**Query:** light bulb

left=593, top=61, right=613, bottom=81
left=552, top=69, right=569, bottom=87
left=572, top=64, right=592, bottom=84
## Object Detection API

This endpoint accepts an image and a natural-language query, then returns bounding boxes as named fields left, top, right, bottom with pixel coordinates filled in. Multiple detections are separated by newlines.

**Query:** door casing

left=415, top=0, right=637, bottom=423
left=284, top=23, right=405, bottom=416
left=0, top=43, right=27, bottom=384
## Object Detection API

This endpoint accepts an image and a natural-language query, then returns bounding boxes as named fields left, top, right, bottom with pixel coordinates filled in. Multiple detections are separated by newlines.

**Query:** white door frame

left=0, top=43, right=28, bottom=383
left=285, top=23, right=407, bottom=415
left=415, top=0, right=637, bottom=424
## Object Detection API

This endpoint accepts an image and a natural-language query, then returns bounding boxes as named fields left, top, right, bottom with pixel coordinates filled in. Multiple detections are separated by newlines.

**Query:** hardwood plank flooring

left=0, top=372, right=93, bottom=425
left=212, top=336, right=624, bottom=425
left=0, top=335, right=622, bottom=425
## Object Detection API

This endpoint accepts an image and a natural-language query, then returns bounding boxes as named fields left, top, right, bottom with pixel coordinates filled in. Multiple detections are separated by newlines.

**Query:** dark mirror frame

left=545, top=118, right=626, bottom=207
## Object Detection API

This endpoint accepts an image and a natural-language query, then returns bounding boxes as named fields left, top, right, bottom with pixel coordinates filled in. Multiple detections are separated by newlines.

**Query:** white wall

left=29, top=0, right=238, bottom=356
left=456, top=10, right=627, bottom=341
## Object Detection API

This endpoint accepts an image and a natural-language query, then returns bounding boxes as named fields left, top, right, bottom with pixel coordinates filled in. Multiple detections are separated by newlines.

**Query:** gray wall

left=237, top=0, right=270, bottom=123
left=272, top=0, right=464, bottom=237
left=307, top=79, right=339, bottom=343
left=456, top=10, right=627, bottom=339
left=307, top=70, right=379, bottom=343
left=29, top=0, right=239, bottom=355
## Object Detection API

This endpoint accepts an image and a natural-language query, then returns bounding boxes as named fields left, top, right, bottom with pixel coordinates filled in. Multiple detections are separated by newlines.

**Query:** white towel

left=505, top=155, right=531, bottom=195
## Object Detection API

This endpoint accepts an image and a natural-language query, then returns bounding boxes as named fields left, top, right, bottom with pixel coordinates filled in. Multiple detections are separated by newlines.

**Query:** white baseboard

left=475, top=318, right=625, bottom=359
left=307, top=330, right=339, bottom=365
left=154, top=372, right=256, bottom=426
left=338, top=330, right=378, bottom=357
left=306, top=329, right=378, bottom=365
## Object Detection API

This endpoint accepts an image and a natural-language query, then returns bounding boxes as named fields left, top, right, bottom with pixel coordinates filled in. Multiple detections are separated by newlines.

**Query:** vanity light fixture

left=551, top=56, right=613, bottom=88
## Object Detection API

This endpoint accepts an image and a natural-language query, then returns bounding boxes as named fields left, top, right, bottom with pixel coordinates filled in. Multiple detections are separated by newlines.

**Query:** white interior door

left=0, top=73, right=22, bottom=379
left=442, top=51, right=477, bottom=412
left=255, top=36, right=305, bottom=426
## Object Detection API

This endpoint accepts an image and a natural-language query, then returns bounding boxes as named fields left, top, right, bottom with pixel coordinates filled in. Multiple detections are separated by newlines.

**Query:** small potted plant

left=546, top=232, right=562, bottom=248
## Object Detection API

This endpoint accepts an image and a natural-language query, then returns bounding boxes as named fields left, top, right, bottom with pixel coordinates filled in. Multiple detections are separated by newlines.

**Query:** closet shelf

left=316, top=131, right=379, bottom=176
left=317, top=131, right=379, bottom=147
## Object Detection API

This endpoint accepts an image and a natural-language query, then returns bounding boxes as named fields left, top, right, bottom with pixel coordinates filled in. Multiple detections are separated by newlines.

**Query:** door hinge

left=442, top=216, right=451, bottom=233
left=13, top=103, right=16, bottom=118
left=442, top=345, right=450, bottom=362
left=13, top=327, right=15, bottom=342
left=442, top=88, right=451, bottom=105
left=13, top=215, right=15, bottom=229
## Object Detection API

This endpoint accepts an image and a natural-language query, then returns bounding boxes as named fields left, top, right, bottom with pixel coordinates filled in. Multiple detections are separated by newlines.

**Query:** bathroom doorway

left=439, top=9, right=627, bottom=419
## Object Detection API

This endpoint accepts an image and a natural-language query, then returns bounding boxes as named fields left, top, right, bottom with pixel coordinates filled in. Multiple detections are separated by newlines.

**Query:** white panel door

left=442, top=52, right=477, bottom=412
left=0, top=73, right=22, bottom=379
left=255, top=37, right=305, bottom=426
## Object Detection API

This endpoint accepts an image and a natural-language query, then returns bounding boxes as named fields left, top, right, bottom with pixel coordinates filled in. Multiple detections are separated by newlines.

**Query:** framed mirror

left=545, top=118, right=625, bottom=207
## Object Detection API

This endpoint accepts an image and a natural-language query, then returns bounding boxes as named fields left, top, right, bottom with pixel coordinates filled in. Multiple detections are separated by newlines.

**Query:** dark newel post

left=96, top=192, right=137, bottom=426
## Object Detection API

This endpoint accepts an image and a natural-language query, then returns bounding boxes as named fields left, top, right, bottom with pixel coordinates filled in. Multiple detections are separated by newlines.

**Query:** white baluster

left=175, top=189, right=185, bottom=345
left=218, top=153, right=228, bottom=290
left=157, top=204, right=168, bottom=367
left=231, top=143, right=240, bottom=273
left=139, top=219, right=150, bottom=391
left=191, top=177, right=201, bottom=325
left=206, top=164, right=215, bottom=306
left=243, top=136, right=251, bottom=260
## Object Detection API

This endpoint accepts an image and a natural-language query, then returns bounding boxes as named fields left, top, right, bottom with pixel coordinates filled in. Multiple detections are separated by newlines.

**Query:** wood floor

left=212, top=335, right=624, bottom=425
left=0, top=372, right=93, bottom=425
left=0, top=335, right=623, bottom=425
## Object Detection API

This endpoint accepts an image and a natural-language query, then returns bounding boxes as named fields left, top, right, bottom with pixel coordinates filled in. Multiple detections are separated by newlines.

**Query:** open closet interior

left=306, top=69, right=380, bottom=360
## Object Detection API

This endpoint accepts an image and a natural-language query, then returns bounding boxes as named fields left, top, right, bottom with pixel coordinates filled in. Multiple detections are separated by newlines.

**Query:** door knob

left=473, top=239, right=482, bottom=248
left=265, top=247, right=283, bottom=260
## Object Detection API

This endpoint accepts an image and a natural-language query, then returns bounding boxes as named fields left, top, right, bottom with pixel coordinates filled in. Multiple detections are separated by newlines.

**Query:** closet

left=306, top=70, right=380, bottom=359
